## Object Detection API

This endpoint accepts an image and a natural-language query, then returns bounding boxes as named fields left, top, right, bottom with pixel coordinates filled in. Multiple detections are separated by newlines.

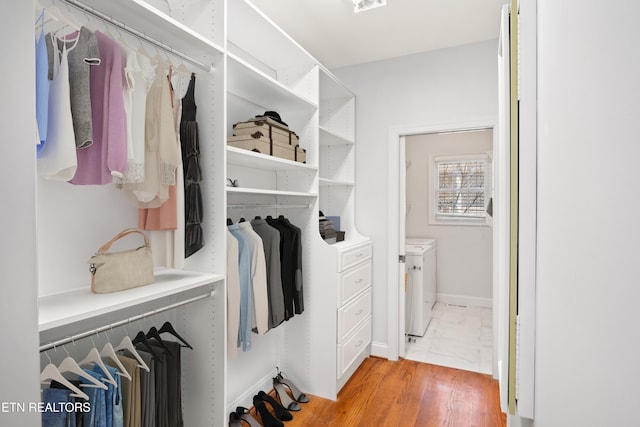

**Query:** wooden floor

left=253, top=357, right=506, bottom=427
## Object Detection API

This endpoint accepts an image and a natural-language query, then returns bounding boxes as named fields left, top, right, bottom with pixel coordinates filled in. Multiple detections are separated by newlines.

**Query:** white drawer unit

left=337, top=288, right=372, bottom=342
left=338, top=260, right=371, bottom=306
left=337, top=315, right=372, bottom=379
left=338, top=243, right=372, bottom=271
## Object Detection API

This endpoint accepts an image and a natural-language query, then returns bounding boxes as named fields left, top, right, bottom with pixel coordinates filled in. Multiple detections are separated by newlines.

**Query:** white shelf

left=69, top=0, right=224, bottom=70
left=320, top=127, right=354, bottom=147
left=38, top=269, right=224, bottom=332
left=227, top=54, right=317, bottom=114
left=227, top=187, right=317, bottom=198
left=227, top=146, right=316, bottom=172
left=319, top=178, right=354, bottom=187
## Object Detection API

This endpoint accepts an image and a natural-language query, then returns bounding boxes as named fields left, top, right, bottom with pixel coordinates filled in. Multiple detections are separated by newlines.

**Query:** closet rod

left=39, top=291, right=214, bottom=352
left=60, top=0, right=214, bottom=72
left=227, top=203, right=311, bottom=209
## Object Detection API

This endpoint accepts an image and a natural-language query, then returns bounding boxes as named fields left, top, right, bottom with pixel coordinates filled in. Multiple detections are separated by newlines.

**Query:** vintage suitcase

left=233, top=118, right=300, bottom=145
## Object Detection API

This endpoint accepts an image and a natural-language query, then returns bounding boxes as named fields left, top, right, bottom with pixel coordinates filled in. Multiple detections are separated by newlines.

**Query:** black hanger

left=266, top=215, right=273, bottom=220
left=239, top=217, right=246, bottom=223
left=254, top=216, right=262, bottom=220
left=159, top=321, right=193, bottom=350
left=227, top=218, right=233, bottom=226
left=146, top=326, right=175, bottom=357
left=132, top=331, right=161, bottom=361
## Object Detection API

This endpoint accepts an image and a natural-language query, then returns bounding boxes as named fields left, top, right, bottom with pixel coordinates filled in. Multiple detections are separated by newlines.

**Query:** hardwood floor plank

left=274, top=357, right=506, bottom=427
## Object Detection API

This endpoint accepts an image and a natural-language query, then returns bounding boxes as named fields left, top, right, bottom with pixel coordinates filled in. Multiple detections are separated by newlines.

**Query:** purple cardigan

left=70, top=30, right=127, bottom=185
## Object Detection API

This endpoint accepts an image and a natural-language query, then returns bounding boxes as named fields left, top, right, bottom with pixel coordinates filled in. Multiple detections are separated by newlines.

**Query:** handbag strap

left=98, top=228, right=149, bottom=254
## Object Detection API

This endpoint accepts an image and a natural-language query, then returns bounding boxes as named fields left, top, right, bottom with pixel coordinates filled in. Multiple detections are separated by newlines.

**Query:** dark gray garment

left=251, top=218, right=286, bottom=329
left=46, top=26, right=100, bottom=148
left=278, top=216, right=304, bottom=314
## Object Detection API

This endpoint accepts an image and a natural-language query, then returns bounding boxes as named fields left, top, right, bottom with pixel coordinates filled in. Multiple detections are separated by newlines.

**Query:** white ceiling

left=249, top=0, right=508, bottom=69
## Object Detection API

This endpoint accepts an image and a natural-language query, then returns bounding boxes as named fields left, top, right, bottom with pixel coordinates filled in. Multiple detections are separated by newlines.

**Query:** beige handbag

left=89, top=228, right=154, bottom=294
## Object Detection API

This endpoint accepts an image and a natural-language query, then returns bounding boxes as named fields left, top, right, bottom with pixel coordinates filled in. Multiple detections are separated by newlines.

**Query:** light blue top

left=35, top=10, right=49, bottom=152
left=228, top=224, right=253, bottom=352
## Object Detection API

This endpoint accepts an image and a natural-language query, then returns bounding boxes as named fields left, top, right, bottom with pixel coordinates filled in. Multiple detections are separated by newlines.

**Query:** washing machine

left=405, top=239, right=437, bottom=337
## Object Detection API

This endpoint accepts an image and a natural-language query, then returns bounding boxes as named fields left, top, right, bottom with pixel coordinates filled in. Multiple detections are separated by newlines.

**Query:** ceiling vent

left=352, top=0, right=387, bottom=13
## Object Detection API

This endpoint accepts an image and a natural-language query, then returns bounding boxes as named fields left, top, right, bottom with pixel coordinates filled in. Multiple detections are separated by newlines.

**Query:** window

left=430, top=154, right=490, bottom=225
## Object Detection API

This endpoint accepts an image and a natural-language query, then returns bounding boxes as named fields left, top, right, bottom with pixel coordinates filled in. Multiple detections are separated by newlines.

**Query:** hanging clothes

left=71, top=30, right=128, bottom=184
left=37, top=40, right=77, bottom=181
left=35, top=10, right=49, bottom=153
left=226, top=229, right=241, bottom=360
left=228, top=223, right=253, bottom=352
left=266, top=216, right=296, bottom=320
left=124, top=69, right=181, bottom=207
left=181, top=73, right=204, bottom=258
left=115, top=355, right=141, bottom=427
left=45, top=26, right=100, bottom=150
left=140, top=67, right=186, bottom=269
left=116, top=46, right=155, bottom=185
left=237, top=221, right=269, bottom=335
left=41, top=387, right=76, bottom=427
left=251, top=217, right=285, bottom=330
left=279, top=216, right=305, bottom=315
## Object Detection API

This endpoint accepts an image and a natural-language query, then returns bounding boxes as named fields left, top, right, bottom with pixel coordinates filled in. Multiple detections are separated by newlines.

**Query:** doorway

left=403, top=128, right=493, bottom=374
left=386, top=120, right=499, bottom=377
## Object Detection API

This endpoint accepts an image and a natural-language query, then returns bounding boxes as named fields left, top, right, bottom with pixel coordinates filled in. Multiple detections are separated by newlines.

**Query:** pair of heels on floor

left=229, top=374, right=309, bottom=427
left=229, top=391, right=291, bottom=427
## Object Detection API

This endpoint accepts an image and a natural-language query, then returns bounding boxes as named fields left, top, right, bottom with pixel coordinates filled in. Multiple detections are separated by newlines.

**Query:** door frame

left=386, top=119, right=498, bottom=363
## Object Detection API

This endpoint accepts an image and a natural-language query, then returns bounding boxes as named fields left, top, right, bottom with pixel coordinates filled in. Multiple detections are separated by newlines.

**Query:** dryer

left=405, top=239, right=437, bottom=337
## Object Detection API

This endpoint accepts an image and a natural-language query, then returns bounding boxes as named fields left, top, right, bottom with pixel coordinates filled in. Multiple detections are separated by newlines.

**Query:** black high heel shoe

left=256, top=391, right=293, bottom=420
left=274, top=372, right=309, bottom=403
left=253, top=395, right=286, bottom=427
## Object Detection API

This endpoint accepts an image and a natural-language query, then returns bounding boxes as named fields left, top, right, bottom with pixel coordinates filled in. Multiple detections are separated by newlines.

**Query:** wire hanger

left=114, top=324, right=150, bottom=372
left=41, top=350, right=90, bottom=400
left=57, top=343, right=108, bottom=390
left=77, top=336, right=118, bottom=387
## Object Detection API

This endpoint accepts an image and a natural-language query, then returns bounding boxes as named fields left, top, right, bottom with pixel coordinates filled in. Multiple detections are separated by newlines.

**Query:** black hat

left=256, top=111, right=288, bottom=127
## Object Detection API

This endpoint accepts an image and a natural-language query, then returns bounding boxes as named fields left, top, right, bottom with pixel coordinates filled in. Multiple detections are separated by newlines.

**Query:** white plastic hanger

left=57, top=345, right=108, bottom=390
left=99, top=332, right=132, bottom=381
left=40, top=352, right=89, bottom=400
left=114, top=326, right=150, bottom=372
left=77, top=337, right=118, bottom=387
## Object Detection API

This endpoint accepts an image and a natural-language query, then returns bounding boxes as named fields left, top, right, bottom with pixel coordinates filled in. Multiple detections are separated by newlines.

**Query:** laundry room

left=403, top=129, right=494, bottom=374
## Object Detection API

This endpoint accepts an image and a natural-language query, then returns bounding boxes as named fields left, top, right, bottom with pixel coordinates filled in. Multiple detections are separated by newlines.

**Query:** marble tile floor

left=404, top=302, right=493, bottom=375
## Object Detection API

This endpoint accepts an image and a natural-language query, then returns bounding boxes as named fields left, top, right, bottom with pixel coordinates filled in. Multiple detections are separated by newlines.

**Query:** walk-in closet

left=4, top=0, right=371, bottom=425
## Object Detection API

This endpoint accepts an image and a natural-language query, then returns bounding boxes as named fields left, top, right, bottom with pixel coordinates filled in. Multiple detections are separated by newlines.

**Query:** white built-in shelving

left=17, top=0, right=369, bottom=424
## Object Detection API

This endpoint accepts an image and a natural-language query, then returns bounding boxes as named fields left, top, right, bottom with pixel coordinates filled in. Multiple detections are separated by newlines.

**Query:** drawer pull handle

left=355, top=340, right=364, bottom=347
left=356, top=253, right=364, bottom=257
left=356, top=278, right=364, bottom=283
left=355, top=309, right=364, bottom=316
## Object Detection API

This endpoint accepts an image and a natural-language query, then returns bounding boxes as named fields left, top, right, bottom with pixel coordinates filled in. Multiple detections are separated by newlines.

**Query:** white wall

left=512, top=0, right=640, bottom=425
left=406, top=130, right=493, bottom=305
left=334, top=40, right=498, bottom=355
left=0, top=1, right=41, bottom=425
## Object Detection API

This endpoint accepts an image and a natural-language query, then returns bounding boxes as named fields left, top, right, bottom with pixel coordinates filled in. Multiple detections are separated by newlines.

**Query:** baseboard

left=437, top=293, right=492, bottom=308
left=370, top=341, right=388, bottom=359
left=226, top=367, right=278, bottom=414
